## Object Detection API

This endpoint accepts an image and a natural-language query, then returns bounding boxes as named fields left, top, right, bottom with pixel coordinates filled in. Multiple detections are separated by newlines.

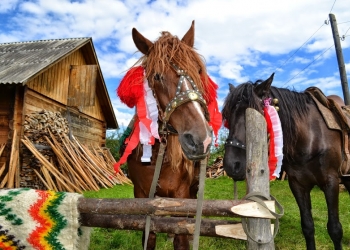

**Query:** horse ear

left=229, top=83, right=235, bottom=92
left=181, top=20, right=195, bottom=47
left=132, top=28, right=154, bottom=55
left=254, top=73, right=275, bottom=98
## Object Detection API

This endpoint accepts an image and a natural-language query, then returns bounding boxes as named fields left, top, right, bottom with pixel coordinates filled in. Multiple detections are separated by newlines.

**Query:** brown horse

left=222, top=73, right=350, bottom=250
left=116, top=21, right=220, bottom=250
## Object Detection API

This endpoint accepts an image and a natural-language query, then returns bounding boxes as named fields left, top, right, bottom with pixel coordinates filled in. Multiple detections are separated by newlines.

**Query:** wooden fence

left=78, top=108, right=281, bottom=249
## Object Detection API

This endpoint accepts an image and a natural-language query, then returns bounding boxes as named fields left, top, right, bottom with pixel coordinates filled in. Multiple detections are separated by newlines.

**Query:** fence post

left=245, top=108, right=274, bottom=249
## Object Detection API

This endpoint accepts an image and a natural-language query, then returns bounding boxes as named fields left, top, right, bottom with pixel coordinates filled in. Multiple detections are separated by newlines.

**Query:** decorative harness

left=158, top=62, right=209, bottom=134
left=144, top=62, right=210, bottom=250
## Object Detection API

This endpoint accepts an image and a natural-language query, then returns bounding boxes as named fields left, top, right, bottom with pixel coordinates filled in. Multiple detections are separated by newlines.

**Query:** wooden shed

left=0, top=38, right=125, bottom=191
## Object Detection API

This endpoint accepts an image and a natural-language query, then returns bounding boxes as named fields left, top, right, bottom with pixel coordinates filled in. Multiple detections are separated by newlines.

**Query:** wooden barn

left=0, top=38, right=129, bottom=191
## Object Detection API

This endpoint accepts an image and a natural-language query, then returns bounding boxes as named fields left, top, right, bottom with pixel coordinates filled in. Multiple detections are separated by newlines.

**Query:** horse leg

left=322, top=179, right=343, bottom=250
left=133, top=184, right=157, bottom=250
left=288, top=180, right=316, bottom=250
left=142, top=231, right=156, bottom=250
left=340, top=176, right=350, bottom=194
left=173, top=235, right=190, bottom=250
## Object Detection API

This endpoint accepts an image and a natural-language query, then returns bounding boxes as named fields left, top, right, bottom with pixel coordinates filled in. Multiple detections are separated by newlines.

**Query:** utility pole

left=329, top=13, right=350, bottom=105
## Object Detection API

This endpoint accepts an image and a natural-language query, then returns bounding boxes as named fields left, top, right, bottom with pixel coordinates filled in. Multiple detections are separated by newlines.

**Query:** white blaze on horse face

left=203, top=135, right=212, bottom=153
left=182, top=77, right=212, bottom=153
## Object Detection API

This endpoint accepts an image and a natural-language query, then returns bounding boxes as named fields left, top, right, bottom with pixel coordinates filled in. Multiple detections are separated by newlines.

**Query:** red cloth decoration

left=202, top=75, right=218, bottom=104
left=114, top=118, right=141, bottom=172
left=114, top=67, right=223, bottom=173
left=263, top=106, right=277, bottom=180
left=204, top=75, right=222, bottom=147
left=207, top=98, right=222, bottom=147
left=117, top=66, right=144, bottom=108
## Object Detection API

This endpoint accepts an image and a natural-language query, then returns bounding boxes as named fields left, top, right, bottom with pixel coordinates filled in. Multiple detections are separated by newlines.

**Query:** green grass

left=84, top=177, right=350, bottom=250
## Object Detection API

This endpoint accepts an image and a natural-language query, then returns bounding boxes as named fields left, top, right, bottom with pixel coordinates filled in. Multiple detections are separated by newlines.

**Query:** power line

left=343, top=26, right=350, bottom=36
left=282, top=44, right=334, bottom=87
left=275, top=0, right=338, bottom=74
left=274, top=23, right=325, bottom=72
left=328, top=0, right=337, bottom=14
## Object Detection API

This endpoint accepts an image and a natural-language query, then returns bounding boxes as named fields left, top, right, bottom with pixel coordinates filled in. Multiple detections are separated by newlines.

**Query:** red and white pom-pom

left=139, top=71, right=159, bottom=162
left=263, top=98, right=283, bottom=179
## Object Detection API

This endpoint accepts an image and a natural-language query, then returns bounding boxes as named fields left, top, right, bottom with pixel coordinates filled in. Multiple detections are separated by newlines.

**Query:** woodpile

left=206, top=157, right=226, bottom=178
left=0, top=110, right=132, bottom=192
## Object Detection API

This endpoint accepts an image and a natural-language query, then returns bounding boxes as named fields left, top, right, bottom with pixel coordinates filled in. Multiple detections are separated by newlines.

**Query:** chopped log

left=21, top=137, right=82, bottom=193
left=0, top=143, right=5, bottom=157
left=0, top=163, right=5, bottom=178
left=7, top=129, right=19, bottom=188
left=0, top=173, right=8, bottom=188
left=19, top=110, right=131, bottom=191
left=45, top=134, right=96, bottom=191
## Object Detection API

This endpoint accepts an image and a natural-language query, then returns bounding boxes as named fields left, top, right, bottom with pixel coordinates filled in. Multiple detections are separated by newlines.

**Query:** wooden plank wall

left=24, top=48, right=107, bottom=146
left=24, top=90, right=106, bottom=146
left=26, top=50, right=105, bottom=121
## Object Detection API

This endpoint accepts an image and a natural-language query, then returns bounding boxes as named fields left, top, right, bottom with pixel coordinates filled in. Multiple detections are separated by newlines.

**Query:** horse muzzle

left=223, top=156, right=246, bottom=181
left=180, top=133, right=212, bottom=161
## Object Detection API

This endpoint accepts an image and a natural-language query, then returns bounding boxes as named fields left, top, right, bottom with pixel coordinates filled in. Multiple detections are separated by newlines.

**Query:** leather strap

left=143, top=140, right=167, bottom=250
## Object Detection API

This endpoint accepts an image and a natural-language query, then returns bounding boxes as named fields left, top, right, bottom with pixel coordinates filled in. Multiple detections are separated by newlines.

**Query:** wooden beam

left=80, top=213, right=242, bottom=238
left=78, top=197, right=276, bottom=219
left=245, top=108, right=274, bottom=249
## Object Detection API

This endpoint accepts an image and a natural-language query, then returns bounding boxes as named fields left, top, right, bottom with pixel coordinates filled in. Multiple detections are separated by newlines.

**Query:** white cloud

left=1, top=0, right=350, bottom=127
left=0, top=0, right=20, bottom=13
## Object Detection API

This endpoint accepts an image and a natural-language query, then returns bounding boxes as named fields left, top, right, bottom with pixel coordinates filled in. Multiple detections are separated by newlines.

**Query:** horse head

left=131, top=21, right=213, bottom=160
left=222, top=73, right=274, bottom=180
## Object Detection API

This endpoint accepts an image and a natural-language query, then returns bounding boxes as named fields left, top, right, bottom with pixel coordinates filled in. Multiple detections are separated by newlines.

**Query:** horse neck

left=271, top=88, right=311, bottom=157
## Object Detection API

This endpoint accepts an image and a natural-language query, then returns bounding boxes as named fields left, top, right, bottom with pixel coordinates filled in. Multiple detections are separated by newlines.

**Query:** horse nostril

left=183, top=133, right=197, bottom=149
left=233, top=162, right=241, bottom=172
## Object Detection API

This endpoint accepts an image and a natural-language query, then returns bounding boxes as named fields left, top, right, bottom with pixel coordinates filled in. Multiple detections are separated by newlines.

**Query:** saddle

left=306, top=87, right=350, bottom=176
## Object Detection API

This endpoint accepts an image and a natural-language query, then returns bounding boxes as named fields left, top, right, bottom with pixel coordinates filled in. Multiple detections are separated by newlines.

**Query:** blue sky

left=1, top=0, right=349, bottom=132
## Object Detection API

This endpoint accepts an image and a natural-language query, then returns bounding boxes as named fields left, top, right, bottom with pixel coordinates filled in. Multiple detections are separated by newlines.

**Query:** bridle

left=144, top=61, right=210, bottom=250
left=157, top=62, right=210, bottom=135
left=225, top=137, right=246, bottom=150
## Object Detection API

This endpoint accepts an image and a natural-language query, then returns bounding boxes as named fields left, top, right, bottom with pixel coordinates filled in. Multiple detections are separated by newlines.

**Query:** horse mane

left=222, top=81, right=313, bottom=156
left=166, top=134, right=194, bottom=179
left=136, top=31, right=209, bottom=93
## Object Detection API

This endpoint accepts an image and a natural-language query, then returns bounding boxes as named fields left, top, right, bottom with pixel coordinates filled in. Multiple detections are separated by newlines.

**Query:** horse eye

left=154, top=74, right=162, bottom=81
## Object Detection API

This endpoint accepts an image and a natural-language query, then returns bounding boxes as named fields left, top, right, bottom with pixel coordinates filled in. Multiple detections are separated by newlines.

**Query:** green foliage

left=84, top=178, right=350, bottom=249
left=105, top=129, right=128, bottom=172
left=105, top=130, right=123, bottom=161
left=208, top=130, right=227, bottom=166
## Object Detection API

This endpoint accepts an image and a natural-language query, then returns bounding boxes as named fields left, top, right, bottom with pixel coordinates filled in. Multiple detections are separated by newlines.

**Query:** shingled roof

left=0, top=38, right=93, bottom=84
left=0, top=37, right=118, bottom=129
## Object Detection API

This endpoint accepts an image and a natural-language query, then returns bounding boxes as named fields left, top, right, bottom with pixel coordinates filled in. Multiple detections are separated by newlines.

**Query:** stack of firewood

left=0, top=110, right=132, bottom=192
left=206, top=157, right=226, bottom=178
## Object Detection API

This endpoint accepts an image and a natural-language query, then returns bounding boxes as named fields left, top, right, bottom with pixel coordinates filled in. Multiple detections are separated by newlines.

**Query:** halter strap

left=159, top=62, right=209, bottom=132
left=225, top=137, right=246, bottom=150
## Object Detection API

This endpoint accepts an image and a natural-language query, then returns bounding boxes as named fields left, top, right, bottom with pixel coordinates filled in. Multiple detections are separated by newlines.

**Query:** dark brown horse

left=222, top=73, right=350, bottom=250
left=116, top=21, right=220, bottom=250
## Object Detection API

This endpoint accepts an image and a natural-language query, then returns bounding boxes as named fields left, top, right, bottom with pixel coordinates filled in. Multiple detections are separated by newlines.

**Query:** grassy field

left=83, top=176, right=350, bottom=250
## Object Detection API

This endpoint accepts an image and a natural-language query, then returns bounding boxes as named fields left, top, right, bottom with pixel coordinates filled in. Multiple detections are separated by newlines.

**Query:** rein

left=144, top=62, right=210, bottom=250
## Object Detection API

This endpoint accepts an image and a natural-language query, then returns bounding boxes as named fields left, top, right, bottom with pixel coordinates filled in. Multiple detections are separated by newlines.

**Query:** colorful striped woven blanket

left=0, top=188, right=91, bottom=250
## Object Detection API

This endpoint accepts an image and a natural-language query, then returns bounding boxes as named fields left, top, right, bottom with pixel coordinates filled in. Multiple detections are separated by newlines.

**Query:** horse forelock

left=138, top=31, right=208, bottom=94
left=222, top=82, right=262, bottom=123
